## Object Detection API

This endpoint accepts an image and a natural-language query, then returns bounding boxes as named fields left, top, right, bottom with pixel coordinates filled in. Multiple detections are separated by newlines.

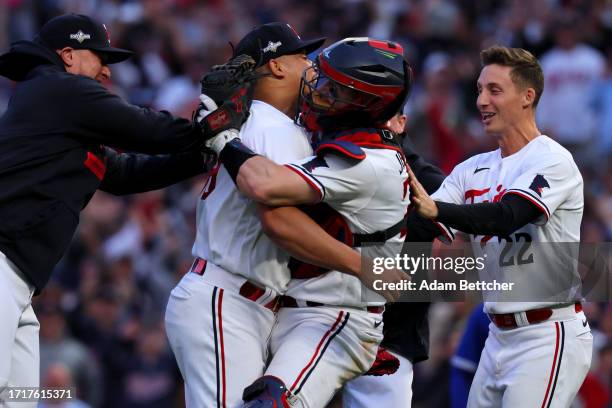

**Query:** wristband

left=219, top=139, right=259, bottom=182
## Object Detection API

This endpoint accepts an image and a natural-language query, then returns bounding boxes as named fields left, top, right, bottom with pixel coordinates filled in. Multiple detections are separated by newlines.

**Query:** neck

left=495, top=117, right=541, bottom=157
left=253, top=84, right=296, bottom=118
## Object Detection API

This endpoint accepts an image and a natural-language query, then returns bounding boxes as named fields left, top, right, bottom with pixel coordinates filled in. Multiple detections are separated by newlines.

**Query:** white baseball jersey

left=167, top=101, right=313, bottom=407
left=192, top=100, right=313, bottom=294
left=431, top=135, right=584, bottom=313
left=284, top=142, right=410, bottom=307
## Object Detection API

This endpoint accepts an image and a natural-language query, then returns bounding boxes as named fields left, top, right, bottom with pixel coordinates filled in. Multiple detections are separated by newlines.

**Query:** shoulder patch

left=315, top=140, right=366, bottom=161
left=529, top=174, right=550, bottom=197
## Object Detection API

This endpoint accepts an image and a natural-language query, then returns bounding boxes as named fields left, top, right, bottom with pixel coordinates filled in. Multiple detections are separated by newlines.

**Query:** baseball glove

left=200, top=53, right=259, bottom=108
left=196, top=54, right=260, bottom=143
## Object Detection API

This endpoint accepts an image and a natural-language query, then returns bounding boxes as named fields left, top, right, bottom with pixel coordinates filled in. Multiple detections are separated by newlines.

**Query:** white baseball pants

left=265, top=306, right=384, bottom=408
left=467, top=308, right=592, bottom=408
left=165, top=270, right=276, bottom=408
left=0, top=251, right=39, bottom=408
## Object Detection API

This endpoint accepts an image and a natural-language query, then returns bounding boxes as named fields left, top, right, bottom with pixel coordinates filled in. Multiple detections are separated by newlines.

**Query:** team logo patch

left=302, top=156, right=328, bottom=172
left=69, top=30, right=91, bottom=43
left=529, top=174, right=550, bottom=197
left=263, top=41, right=282, bottom=53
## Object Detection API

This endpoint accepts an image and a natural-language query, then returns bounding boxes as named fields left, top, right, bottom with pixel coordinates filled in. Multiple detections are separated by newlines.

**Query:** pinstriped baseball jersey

left=284, top=145, right=410, bottom=307
left=431, top=135, right=584, bottom=314
left=192, top=100, right=313, bottom=294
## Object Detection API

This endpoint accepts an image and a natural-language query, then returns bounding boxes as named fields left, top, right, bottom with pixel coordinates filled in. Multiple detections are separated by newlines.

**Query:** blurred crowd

left=1, top=0, right=611, bottom=407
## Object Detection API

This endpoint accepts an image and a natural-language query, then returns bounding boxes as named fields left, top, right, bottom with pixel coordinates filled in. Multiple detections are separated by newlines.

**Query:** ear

left=398, top=114, right=408, bottom=131
left=57, top=47, right=75, bottom=67
left=266, top=58, right=286, bottom=79
left=523, top=87, right=536, bottom=109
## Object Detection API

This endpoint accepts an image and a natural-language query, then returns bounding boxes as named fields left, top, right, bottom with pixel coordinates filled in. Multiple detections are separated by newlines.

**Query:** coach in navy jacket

left=0, top=14, right=208, bottom=294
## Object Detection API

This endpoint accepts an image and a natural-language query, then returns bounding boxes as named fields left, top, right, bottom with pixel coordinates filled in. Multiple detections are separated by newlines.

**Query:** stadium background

left=0, top=0, right=610, bottom=407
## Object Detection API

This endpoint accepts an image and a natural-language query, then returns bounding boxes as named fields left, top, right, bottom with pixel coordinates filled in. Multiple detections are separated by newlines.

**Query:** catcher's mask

left=296, top=37, right=413, bottom=132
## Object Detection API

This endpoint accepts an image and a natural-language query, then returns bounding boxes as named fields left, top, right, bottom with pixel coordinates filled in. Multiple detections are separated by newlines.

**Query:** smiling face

left=476, top=64, right=534, bottom=136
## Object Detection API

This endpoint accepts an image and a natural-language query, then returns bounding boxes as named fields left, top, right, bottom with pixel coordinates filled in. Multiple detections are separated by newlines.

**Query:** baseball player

left=409, top=45, right=592, bottom=407
left=339, top=111, right=446, bottom=408
left=164, top=23, right=368, bottom=408
left=202, top=37, right=413, bottom=408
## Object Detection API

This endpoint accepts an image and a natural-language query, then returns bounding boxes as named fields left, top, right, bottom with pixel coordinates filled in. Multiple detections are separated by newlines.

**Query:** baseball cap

left=37, top=14, right=132, bottom=64
left=233, top=22, right=325, bottom=68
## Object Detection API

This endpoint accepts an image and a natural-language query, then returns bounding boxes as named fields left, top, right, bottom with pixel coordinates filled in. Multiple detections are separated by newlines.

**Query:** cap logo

left=262, top=41, right=282, bottom=53
left=102, top=24, right=111, bottom=45
left=286, top=24, right=301, bottom=39
left=69, top=30, right=91, bottom=43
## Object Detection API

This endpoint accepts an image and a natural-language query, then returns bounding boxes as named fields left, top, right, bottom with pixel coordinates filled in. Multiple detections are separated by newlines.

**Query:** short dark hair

left=480, top=45, right=544, bottom=108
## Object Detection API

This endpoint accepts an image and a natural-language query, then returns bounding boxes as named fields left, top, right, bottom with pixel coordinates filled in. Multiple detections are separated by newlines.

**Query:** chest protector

left=289, top=128, right=408, bottom=279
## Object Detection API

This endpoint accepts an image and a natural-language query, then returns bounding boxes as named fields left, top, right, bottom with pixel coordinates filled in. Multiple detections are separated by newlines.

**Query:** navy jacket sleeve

left=61, top=75, right=204, bottom=154
left=99, top=148, right=210, bottom=195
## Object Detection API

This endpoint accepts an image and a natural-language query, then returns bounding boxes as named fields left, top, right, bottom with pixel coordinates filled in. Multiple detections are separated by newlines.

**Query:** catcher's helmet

left=297, top=37, right=412, bottom=132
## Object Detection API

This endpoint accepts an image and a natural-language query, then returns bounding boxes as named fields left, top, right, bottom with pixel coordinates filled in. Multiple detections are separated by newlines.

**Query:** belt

left=488, top=302, right=583, bottom=329
left=280, top=295, right=385, bottom=314
left=189, top=258, right=280, bottom=312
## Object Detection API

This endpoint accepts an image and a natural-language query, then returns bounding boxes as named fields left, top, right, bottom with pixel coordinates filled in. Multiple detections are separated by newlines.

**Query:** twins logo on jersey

left=464, top=185, right=506, bottom=205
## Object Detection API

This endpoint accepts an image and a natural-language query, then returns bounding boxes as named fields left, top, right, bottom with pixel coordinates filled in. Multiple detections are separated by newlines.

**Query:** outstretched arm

left=408, top=167, right=542, bottom=236
left=235, top=155, right=320, bottom=206
left=196, top=96, right=320, bottom=206
left=99, top=148, right=210, bottom=195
